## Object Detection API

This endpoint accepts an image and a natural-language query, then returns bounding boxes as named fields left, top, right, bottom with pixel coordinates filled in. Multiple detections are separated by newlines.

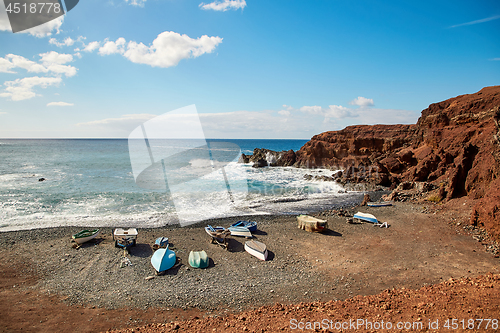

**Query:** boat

left=230, top=220, right=257, bottom=232
left=188, top=250, right=209, bottom=268
left=72, top=229, right=100, bottom=245
left=367, top=201, right=393, bottom=207
left=353, top=212, right=378, bottom=223
left=297, top=215, right=328, bottom=233
left=228, top=225, right=253, bottom=238
left=205, top=225, right=231, bottom=249
left=151, top=247, right=176, bottom=274
left=113, top=228, right=138, bottom=249
left=244, top=240, right=268, bottom=261
left=153, top=237, right=168, bottom=250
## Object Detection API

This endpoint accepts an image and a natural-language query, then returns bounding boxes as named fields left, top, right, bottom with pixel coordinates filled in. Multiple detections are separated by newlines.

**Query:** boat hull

left=114, top=228, right=138, bottom=248
left=245, top=240, right=268, bottom=261
left=188, top=250, right=209, bottom=268
left=72, top=229, right=100, bottom=245
left=228, top=226, right=252, bottom=238
left=367, top=202, right=392, bottom=207
left=353, top=212, right=378, bottom=223
left=231, top=220, right=257, bottom=232
left=151, top=248, right=176, bottom=273
left=297, top=215, right=328, bottom=233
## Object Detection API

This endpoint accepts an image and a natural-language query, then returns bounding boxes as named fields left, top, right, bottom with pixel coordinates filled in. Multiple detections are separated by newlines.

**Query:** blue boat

left=353, top=212, right=378, bottom=224
left=153, top=237, right=169, bottom=250
left=367, top=201, right=392, bottom=207
left=228, top=225, right=252, bottom=238
left=231, top=220, right=257, bottom=232
left=151, top=248, right=176, bottom=274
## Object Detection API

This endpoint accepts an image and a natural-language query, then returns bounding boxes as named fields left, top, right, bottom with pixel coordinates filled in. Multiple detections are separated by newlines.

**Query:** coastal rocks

left=238, top=154, right=249, bottom=163
left=246, top=148, right=297, bottom=167
left=252, top=159, right=268, bottom=168
left=294, top=86, right=500, bottom=240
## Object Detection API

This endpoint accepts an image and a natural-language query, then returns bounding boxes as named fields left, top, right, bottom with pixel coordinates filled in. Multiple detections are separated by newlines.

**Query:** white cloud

left=300, top=105, right=357, bottom=118
left=49, top=37, right=75, bottom=47
left=449, top=14, right=500, bottom=28
left=0, top=54, right=45, bottom=74
left=83, top=41, right=100, bottom=52
left=278, top=110, right=291, bottom=116
left=326, top=105, right=358, bottom=118
left=0, top=111, right=7, bottom=115
left=0, top=76, right=62, bottom=101
left=0, top=52, right=76, bottom=77
left=349, top=96, right=374, bottom=107
left=489, top=58, right=500, bottom=61
left=98, top=38, right=127, bottom=55
left=47, top=101, right=74, bottom=107
left=125, top=0, right=147, bottom=6
left=199, top=0, right=246, bottom=11
left=39, top=51, right=77, bottom=77
left=96, top=32, right=223, bottom=68
left=77, top=114, right=158, bottom=136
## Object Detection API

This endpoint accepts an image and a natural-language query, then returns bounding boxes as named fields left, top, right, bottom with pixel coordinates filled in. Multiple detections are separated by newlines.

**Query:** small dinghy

left=113, top=228, right=138, bottom=249
left=230, top=220, right=257, bottom=232
left=151, top=247, right=176, bottom=274
left=188, top=250, right=209, bottom=268
left=205, top=225, right=230, bottom=249
left=244, top=240, right=268, bottom=261
left=228, top=225, right=253, bottom=238
left=72, top=229, right=100, bottom=245
left=153, top=237, right=169, bottom=250
left=353, top=212, right=378, bottom=223
left=367, top=201, right=393, bottom=207
left=297, top=215, right=328, bottom=233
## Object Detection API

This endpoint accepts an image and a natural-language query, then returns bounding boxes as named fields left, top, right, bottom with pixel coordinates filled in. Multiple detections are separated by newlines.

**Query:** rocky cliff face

left=295, top=86, right=500, bottom=239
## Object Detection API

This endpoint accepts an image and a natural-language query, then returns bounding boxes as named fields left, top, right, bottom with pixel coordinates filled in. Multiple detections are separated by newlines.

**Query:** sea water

left=0, top=139, right=359, bottom=231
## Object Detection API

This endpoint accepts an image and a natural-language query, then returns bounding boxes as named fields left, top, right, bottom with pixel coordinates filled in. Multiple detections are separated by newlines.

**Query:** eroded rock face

left=294, top=86, right=500, bottom=239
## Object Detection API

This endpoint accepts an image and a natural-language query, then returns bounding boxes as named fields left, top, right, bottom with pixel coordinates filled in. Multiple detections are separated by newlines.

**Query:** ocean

left=0, top=139, right=360, bottom=231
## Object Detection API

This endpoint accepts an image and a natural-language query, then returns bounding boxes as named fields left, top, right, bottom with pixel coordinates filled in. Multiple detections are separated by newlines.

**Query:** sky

left=0, top=0, right=499, bottom=139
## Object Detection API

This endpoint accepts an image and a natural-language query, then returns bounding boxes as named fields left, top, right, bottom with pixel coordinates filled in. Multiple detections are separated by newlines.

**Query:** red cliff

left=295, top=86, right=500, bottom=239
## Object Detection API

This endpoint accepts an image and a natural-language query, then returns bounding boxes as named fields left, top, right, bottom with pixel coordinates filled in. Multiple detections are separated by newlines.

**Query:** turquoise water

left=0, top=139, right=357, bottom=231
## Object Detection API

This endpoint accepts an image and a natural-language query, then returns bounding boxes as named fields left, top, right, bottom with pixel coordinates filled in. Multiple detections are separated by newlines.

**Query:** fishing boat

left=353, top=212, right=378, bottom=223
left=152, top=237, right=168, bottom=250
left=205, top=225, right=230, bottom=249
left=297, top=215, right=328, bottom=233
left=367, top=201, right=393, bottom=207
left=188, top=250, right=209, bottom=268
left=244, top=240, right=268, bottom=261
left=230, top=220, right=257, bottom=232
left=113, top=228, right=138, bottom=249
left=151, top=247, right=176, bottom=274
left=72, top=229, right=100, bottom=245
left=228, top=225, right=253, bottom=238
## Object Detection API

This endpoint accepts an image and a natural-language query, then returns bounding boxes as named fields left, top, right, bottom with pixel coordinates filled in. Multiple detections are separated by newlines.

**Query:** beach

left=1, top=197, right=499, bottom=332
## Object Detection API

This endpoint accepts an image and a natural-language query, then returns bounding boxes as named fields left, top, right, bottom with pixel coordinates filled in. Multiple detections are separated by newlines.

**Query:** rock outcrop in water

left=294, top=86, right=500, bottom=239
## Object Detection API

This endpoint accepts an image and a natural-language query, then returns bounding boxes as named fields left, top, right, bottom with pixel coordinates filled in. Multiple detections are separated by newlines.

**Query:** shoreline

left=1, top=198, right=499, bottom=332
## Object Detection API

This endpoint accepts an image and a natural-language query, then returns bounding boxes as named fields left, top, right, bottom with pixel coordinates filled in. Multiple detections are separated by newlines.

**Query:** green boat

left=72, top=229, right=100, bottom=245
left=188, top=250, right=209, bottom=268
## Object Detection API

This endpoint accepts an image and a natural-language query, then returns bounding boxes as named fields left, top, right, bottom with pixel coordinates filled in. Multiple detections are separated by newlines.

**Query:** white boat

left=296, top=215, right=328, bottom=232
left=228, top=225, right=252, bottom=238
left=113, top=228, right=138, bottom=249
left=367, top=201, right=392, bottom=207
left=72, top=229, right=100, bottom=245
left=244, top=240, right=268, bottom=261
left=353, top=212, right=378, bottom=223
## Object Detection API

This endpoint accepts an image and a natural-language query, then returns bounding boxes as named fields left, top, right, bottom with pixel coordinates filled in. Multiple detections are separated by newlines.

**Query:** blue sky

left=0, top=0, right=499, bottom=139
